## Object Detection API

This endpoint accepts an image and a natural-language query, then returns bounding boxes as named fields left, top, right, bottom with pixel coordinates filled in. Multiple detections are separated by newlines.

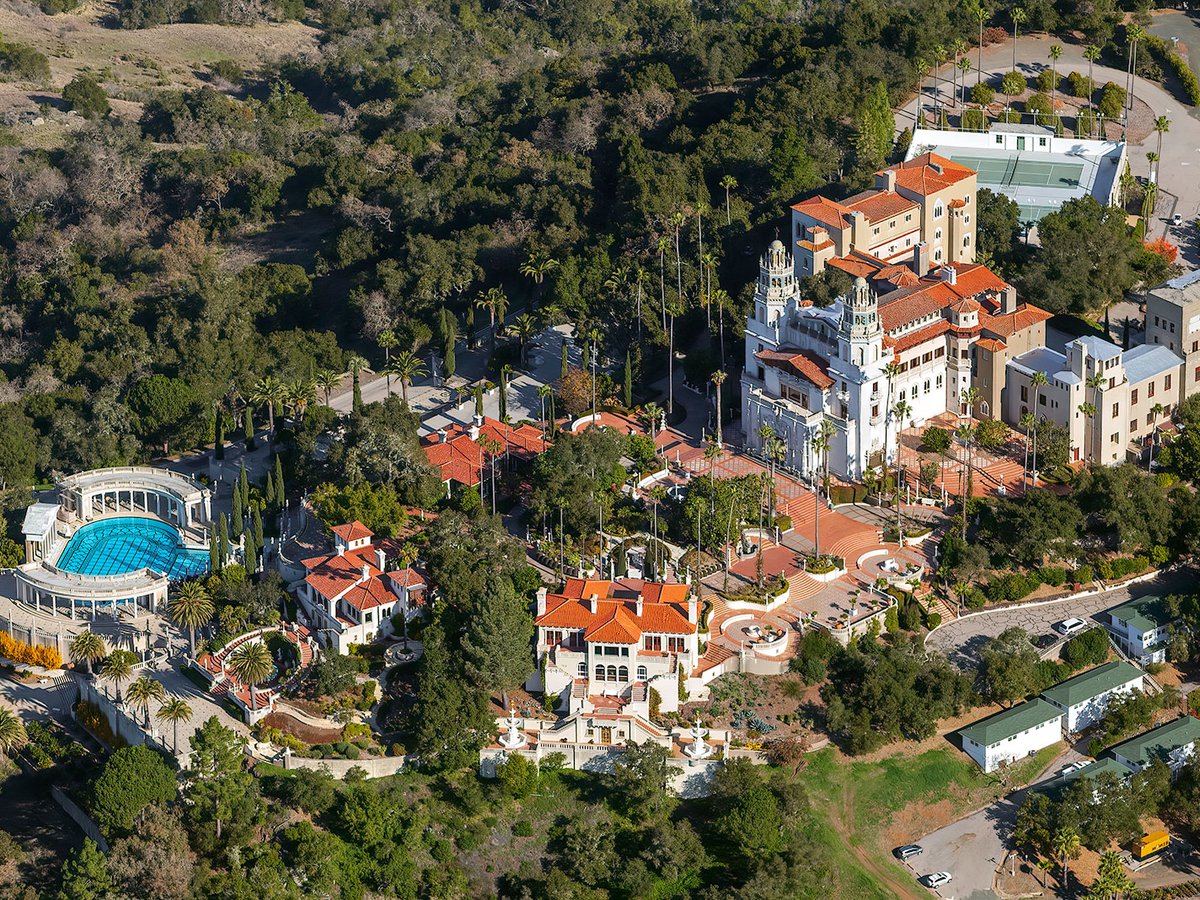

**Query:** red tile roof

left=887, top=320, right=951, bottom=354
left=878, top=263, right=1008, bottom=332
left=980, top=304, right=1053, bottom=338
left=949, top=298, right=982, bottom=314
left=421, top=416, right=549, bottom=485
left=422, top=431, right=483, bottom=487
left=975, top=337, right=1009, bottom=353
left=536, top=578, right=696, bottom=644
left=845, top=190, right=919, bottom=220
left=340, top=576, right=396, bottom=613
left=303, top=540, right=405, bottom=602
left=754, top=349, right=835, bottom=390
left=888, top=153, right=976, bottom=195
left=332, top=522, right=373, bottom=542
left=792, top=195, right=854, bottom=230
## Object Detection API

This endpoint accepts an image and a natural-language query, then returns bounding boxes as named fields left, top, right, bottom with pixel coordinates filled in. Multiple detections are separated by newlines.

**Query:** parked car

left=919, top=872, right=953, bottom=888
left=894, top=844, right=923, bottom=860
left=1054, top=618, right=1087, bottom=636
left=1034, top=633, right=1058, bottom=649
left=1059, top=761, right=1087, bottom=776
left=1173, top=213, right=1184, bottom=227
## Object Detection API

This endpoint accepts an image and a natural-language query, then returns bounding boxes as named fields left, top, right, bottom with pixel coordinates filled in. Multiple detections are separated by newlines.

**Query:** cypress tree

left=244, top=529, right=256, bottom=573
left=624, top=351, right=632, bottom=408
left=475, top=385, right=484, bottom=419
left=231, top=485, right=243, bottom=539
left=209, top=530, right=219, bottom=572
left=217, top=514, right=229, bottom=568
left=444, top=342, right=456, bottom=379
left=252, top=504, right=264, bottom=556
left=352, top=370, right=363, bottom=415
left=265, top=472, right=276, bottom=510
left=244, top=407, right=255, bottom=451
left=274, top=454, right=285, bottom=508
left=466, top=305, right=475, bottom=348
left=581, top=339, right=590, bottom=373
left=561, top=340, right=568, bottom=379
left=238, top=464, right=249, bottom=511
left=498, top=370, right=508, bottom=421
left=214, top=412, right=224, bottom=461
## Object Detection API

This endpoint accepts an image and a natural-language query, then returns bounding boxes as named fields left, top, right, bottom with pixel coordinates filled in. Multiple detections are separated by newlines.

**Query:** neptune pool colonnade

left=58, top=467, right=211, bottom=532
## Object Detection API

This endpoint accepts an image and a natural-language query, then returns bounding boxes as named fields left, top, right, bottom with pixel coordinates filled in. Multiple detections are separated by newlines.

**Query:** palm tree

left=810, top=420, right=835, bottom=560
left=537, top=384, right=554, bottom=439
left=757, top=422, right=777, bottom=519
left=1093, top=849, right=1135, bottom=899
left=508, top=313, right=540, bottom=368
left=1020, top=410, right=1036, bottom=488
left=932, top=45, right=947, bottom=114
left=479, top=435, right=503, bottom=514
left=69, top=630, right=107, bottom=676
left=1149, top=401, right=1166, bottom=470
left=1048, top=44, right=1062, bottom=124
left=955, top=422, right=976, bottom=541
left=170, top=580, right=214, bottom=659
left=1084, top=370, right=1105, bottom=462
left=156, top=696, right=192, bottom=755
left=0, top=707, right=27, bottom=757
left=476, top=287, right=509, bottom=354
left=1154, top=115, right=1170, bottom=170
left=656, top=235, right=670, bottom=329
left=286, top=378, right=316, bottom=426
left=710, top=370, right=727, bottom=445
left=670, top=211, right=686, bottom=308
left=387, top=350, right=427, bottom=405
left=377, top=329, right=398, bottom=373
left=519, top=249, right=558, bottom=308
left=99, top=650, right=136, bottom=704
left=1029, top=370, right=1048, bottom=416
left=315, top=370, right=340, bottom=406
left=1084, top=43, right=1101, bottom=133
left=1147, top=151, right=1160, bottom=182
left=1052, top=828, right=1081, bottom=893
left=892, top=399, right=912, bottom=535
left=227, top=639, right=274, bottom=712
left=1010, top=7, right=1027, bottom=73
left=1126, top=24, right=1146, bottom=123
left=642, top=401, right=662, bottom=444
left=950, top=38, right=967, bottom=106
left=957, top=56, right=973, bottom=107
left=1078, top=402, right=1097, bottom=462
left=126, top=675, right=166, bottom=729
left=666, top=298, right=684, bottom=421
left=346, top=354, right=367, bottom=377
left=881, top=361, right=901, bottom=501
left=719, top=174, right=737, bottom=224
left=249, top=376, right=287, bottom=441
left=914, top=56, right=929, bottom=123
left=765, top=436, right=786, bottom=527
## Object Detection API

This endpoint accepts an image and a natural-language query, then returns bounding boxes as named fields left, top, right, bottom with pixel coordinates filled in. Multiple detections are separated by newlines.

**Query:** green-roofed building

left=1041, top=661, right=1144, bottom=733
left=1104, top=595, right=1176, bottom=664
left=959, top=698, right=1064, bottom=773
left=1032, top=758, right=1131, bottom=801
left=1110, top=716, right=1200, bottom=774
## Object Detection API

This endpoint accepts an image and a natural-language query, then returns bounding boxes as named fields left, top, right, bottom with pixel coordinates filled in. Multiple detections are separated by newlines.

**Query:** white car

left=919, top=872, right=953, bottom=889
left=1059, top=761, right=1087, bottom=776
left=1054, top=618, right=1088, bottom=636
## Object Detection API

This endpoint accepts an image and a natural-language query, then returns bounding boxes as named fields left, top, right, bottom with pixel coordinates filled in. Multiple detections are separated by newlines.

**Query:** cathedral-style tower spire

left=755, top=239, right=795, bottom=327
left=837, top=276, right=883, bottom=367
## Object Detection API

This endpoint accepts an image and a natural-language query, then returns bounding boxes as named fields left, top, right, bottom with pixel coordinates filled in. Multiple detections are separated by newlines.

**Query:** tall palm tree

left=950, top=38, right=967, bottom=107
left=892, top=399, right=912, bottom=535
left=1048, top=44, right=1062, bottom=126
left=69, top=630, right=107, bottom=676
left=881, top=360, right=901, bottom=501
left=537, top=384, right=554, bottom=439
left=1078, top=402, right=1097, bottom=462
left=932, top=45, right=947, bottom=114
left=1147, top=151, right=1160, bottom=182
left=1029, top=370, right=1049, bottom=416
left=155, top=696, right=192, bottom=755
left=99, top=650, right=136, bottom=704
left=387, top=350, right=427, bottom=405
left=955, top=422, right=977, bottom=541
left=969, top=0, right=986, bottom=87
left=1154, top=115, right=1170, bottom=171
left=1052, top=828, right=1081, bottom=893
left=475, top=287, right=509, bottom=354
left=249, top=376, right=287, bottom=441
left=765, top=436, right=786, bottom=527
left=719, top=174, right=737, bottom=224
left=126, top=676, right=166, bottom=729
left=286, top=378, right=317, bottom=426
left=508, top=313, right=540, bottom=368
left=1084, top=44, right=1101, bottom=134
left=656, top=235, right=670, bottom=329
left=914, top=57, right=929, bottom=123
left=710, top=370, right=727, bottom=445
left=670, top=211, right=686, bottom=308
left=811, top=420, right=835, bottom=560
left=1084, top=371, right=1105, bottom=462
left=757, top=422, right=777, bottom=521
left=315, top=370, right=340, bottom=406
left=377, top=329, right=398, bottom=373
left=1010, top=7, right=1027, bottom=73
left=170, top=580, right=214, bottom=659
left=1126, top=24, right=1146, bottom=123
left=227, top=639, right=274, bottom=712
left=479, top=435, right=503, bottom=514
left=1149, top=402, right=1166, bottom=470
left=1020, top=410, right=1036, bottom=487
left=0, top=707, right=27, bottom=757
left=957, top=56, right=973, bottom=108
left=642, top=401, right=662, bottom=444
left=666, top=298, right=684, bottom=420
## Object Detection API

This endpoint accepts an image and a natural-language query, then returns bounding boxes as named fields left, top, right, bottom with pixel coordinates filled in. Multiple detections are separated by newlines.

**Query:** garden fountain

left=498, top=708, right=528, bottom=750
left=683, top=714, right=713, bottom=760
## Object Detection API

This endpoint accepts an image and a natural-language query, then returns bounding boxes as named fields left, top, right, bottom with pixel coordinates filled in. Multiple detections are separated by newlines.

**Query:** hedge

left=1144, top=34, right=1200, bottom=106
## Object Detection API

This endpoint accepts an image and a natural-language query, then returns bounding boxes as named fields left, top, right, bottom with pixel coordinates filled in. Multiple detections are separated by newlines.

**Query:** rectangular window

left=924, top=380, right=931, bottom=394
left=1020, top=385, right=1028, bottom=402
left=1147, top=413, right=1153, bottom=426
left=1166, top=373, right=1173, bottom=391
left=667, top=637, right=686, bottom=653
left=872, top=404, right=879, bottom=418
left=1112, top=433, right=1119, bottom=444
left=644, top=636, right=661, bottom=651
left=960, top=349, right=968, bottom=359
left=1149, top=381, right=1156, bottom=398
left=1039, top=394, right=1047, bottom=406
left=1131, top=389, right=1138, bottom=405
left=1112, top=402, right=1119, bottom=417
left=1130, top=419, right=1137, bottom=433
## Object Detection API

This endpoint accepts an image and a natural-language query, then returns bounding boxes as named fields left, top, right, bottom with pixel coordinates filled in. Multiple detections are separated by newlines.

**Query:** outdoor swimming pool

left=55, top=516, right=209, bottom=580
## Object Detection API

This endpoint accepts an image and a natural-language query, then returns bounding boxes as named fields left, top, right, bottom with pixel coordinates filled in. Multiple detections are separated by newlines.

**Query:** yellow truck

left=1134, top=830, right=1170, bottom=860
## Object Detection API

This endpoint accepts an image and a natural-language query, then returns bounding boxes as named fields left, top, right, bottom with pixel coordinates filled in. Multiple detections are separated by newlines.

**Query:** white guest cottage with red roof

left=297, top=521, right=426, bottom=653
left=528, top=578, right=700, bottom=715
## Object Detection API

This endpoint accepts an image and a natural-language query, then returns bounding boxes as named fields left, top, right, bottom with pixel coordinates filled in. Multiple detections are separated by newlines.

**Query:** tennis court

left=951, top=154, right=1084, bottom=189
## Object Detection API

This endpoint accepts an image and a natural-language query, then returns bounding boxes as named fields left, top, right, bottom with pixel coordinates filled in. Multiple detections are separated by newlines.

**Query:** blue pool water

left=56, top=517, right=209, bottom=580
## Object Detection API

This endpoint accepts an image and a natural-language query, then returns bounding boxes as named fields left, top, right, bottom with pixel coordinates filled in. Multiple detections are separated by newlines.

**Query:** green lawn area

left=793, top=742, right=1063, bottom=897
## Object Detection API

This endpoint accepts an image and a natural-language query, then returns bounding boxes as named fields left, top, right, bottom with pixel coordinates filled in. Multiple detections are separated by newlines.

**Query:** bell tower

left=837, top=276, right=883, bottom=367
left=754, top=239, right=795, bottom=328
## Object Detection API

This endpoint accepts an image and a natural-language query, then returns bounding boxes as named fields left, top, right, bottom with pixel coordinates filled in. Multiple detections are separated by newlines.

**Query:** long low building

left=1040, top=660, right=1144, bottom=734
left=1110, top=716, right=1200, bottom=774
left=1032, top=757, right=1132, bottom=800
left=959, top=698, right=1064, bottom=773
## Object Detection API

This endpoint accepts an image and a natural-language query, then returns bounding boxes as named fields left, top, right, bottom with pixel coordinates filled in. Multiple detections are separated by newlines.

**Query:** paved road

left=926, top=568, right=1193, bottom=669
left=904, top=747, right=1087, bottom=900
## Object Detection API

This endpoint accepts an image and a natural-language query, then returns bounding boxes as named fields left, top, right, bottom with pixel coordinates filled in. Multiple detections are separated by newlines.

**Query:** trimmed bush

left=1073, top=564, right=1095, bottom=584
left=1062, top=627, right=1109, bottom=669
left=1025, top=92, right=1053, bottom=124
left=1001, top=70, right=1026, bottom=96
left=1066, top=71, right=1092, bottom=99
left=983, top=572, right=1041, bottom=603
left=1038, top=566, right=1067, bottom=587
left=1098, top=82, right=1125, bottom=121
left=1144, top=34, right=1200, bottom=106
left=1036, top=68, right=1057, bottom=94
left=961, top=108, right=986, bottom=132
left=971, top=82, right=995, bottom=106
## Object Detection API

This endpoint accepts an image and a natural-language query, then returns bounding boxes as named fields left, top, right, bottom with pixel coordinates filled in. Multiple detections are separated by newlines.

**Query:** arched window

left=934, top=248, right=943, bottom=262
left=636, top=666, right=647, bottom=681
left=934, top=202, right=944, bottom=218
left=578, top=662, right=587, bottom=677
left=963, top=234, right=972, bottom=248
left=606, top=665, right=618, bottom=681
left=595, top=665, right=606, bottom=682
left=934, top=228, right=943, bottom=241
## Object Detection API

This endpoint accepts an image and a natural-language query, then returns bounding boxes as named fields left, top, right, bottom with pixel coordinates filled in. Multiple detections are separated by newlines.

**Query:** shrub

left=1098, top=82, right=1125, bottom=121
left=1062, top=627, right=1109, bottom=669
left=1001, top=70, right=1027, bottom=96
left=789, top=630, right=841, bottom=684
left=983, top=572, right=1041, bottom=603
left=430, top=839, right=454, bottom=862
left=961, top=108, right=986, bottom=132
left=0, top=38, right=50, bottom=82
left=1073, top=564, right=1095, bottom=584
left=1025, top=92, right=1053, bottom=125
left=1036, top=68, right=1057, bottom=94
left=1144, top=34, right=1200, bottom=106
left=971, top=82, right=995, bottom=106
left=1066, top=71, right=1092, bottom=99
left=922, top=426, right=952, bottom=454
left=512, top=820, right=533, bottom=837
left=649, top=687, right=662, bottom=719
left=210, top=59, right=244, bottom=83
left=0, top=632, right=63, bottom=669
left=981, top=26, right=1008, bottom=46
left=926, top=612, right=942, bottom=629
left=963, top=587, right=986, bottom=609
left=997, top=108, right=1022, bottom=123
left=1038, top=566, right=1067, bottom=587
left=775, top=514, right=792, bottom=531
left=1075, top=107, right=1097, bottom=137
left=62, top=75, right=110, bottom=119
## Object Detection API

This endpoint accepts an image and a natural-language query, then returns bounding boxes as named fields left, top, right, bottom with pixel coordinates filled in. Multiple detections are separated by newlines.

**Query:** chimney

left=913, top=241, right=930, bottom=278
left=635, top=596, right=644, bottom=618
left=469, top=416, right=482, bottom=440
left=930, top=161, right=943, bottom=175
left=375, top=547, right=386, bottom=572
left=1001, top=285, right=1018, bottom=314
left=940, top=265, right=957, bottom=285
left=360, top=564, right=370, bottom=583
left=850, top=210, right=866, bottom=249
left=875, top=169, right=897, bottom=193
left=688, top=596, right=698, bottom=624
left=438, top=429, right=449, bottom=443
left=536, top=587, right=547, bottom=617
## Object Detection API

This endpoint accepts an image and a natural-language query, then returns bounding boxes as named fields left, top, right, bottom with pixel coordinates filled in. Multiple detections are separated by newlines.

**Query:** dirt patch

left=261, top=710, right=341, bottom=744
left=883, top=798, right=959, bottom=849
